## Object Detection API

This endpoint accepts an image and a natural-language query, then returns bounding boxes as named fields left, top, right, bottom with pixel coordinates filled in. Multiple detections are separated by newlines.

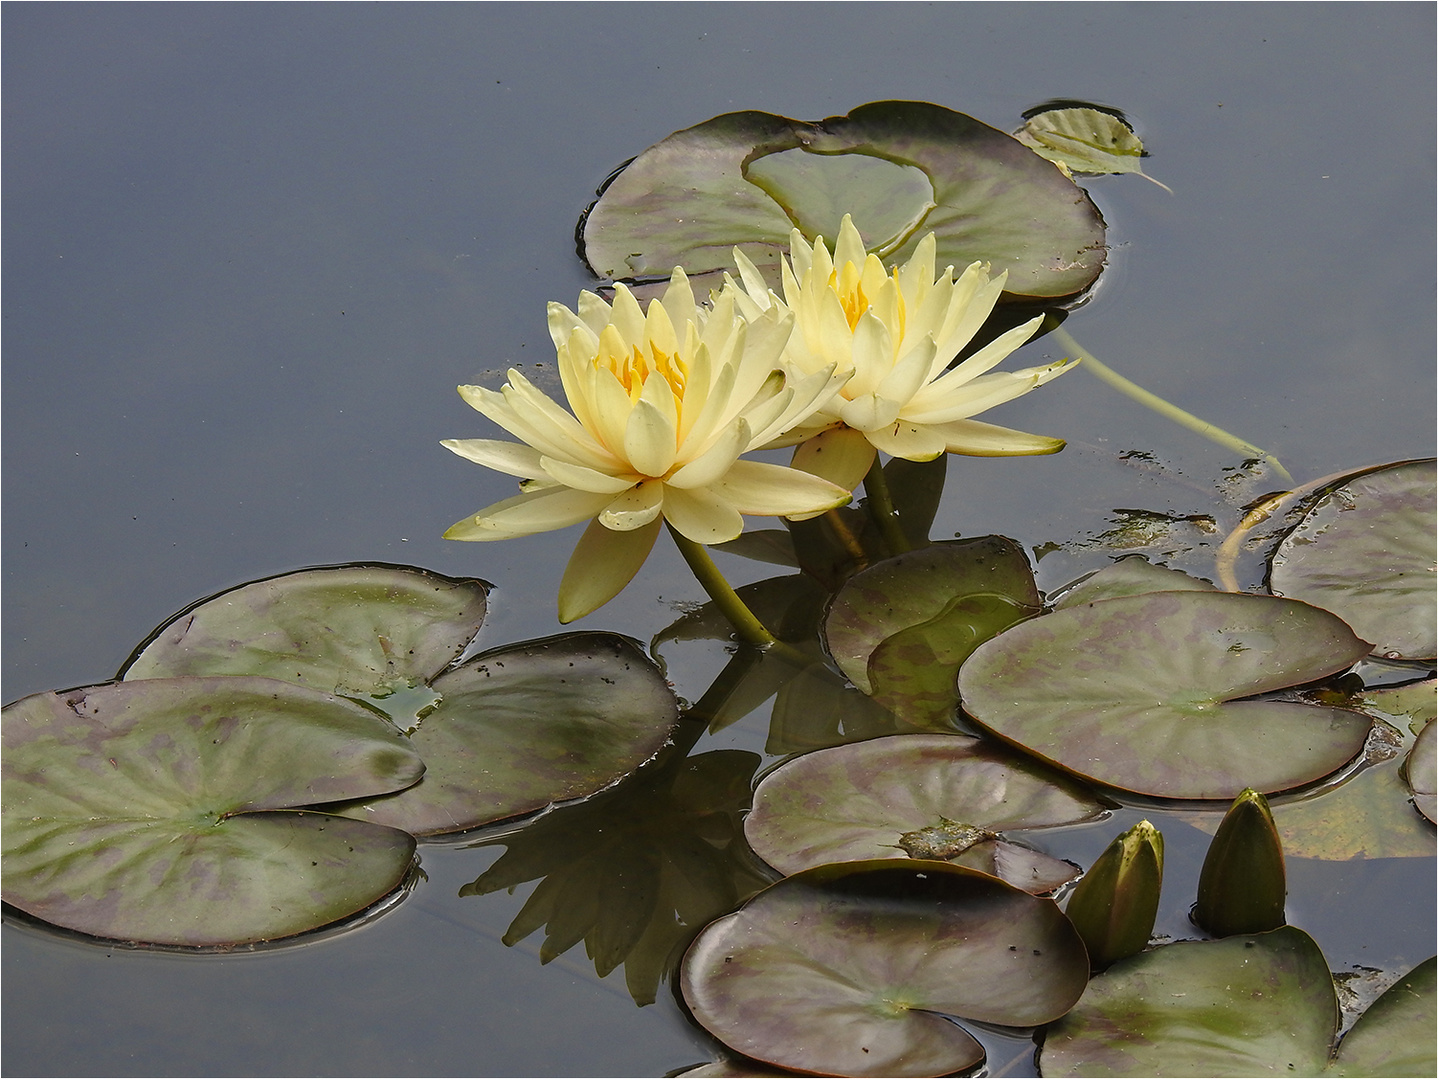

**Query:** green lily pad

left=1331, top=957, right=1438, bottom=1076
left=1040, top=927, right=1339, bottom=1077
left=680, top=860, right=1088, bottom=1077
left=122, top=563, right=491, bottom=700
left=579, top=101, right=1107, bottom=300
left=328, top=633, right=679, bottom=836
left=744, top=734, right=1106, bottom=893
left=1403, top=719, right=1435, bottom=823
left=825, top=536, right=1042, bottom=696
left=959, top=591, right=1374, bottom=798
left=1269, top=459, right=1436, bottom=662
left=1014, top=103, right=1171, bottom=191
left=1051, top=554, right=1217, bottom=610
left=2, top=677, right=421, bottom=946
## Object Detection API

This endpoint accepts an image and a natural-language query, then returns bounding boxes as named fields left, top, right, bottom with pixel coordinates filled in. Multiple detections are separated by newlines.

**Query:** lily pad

left=1269, top=459, right=1436, bottom=662
left=1050, top=554, right=1217, bottom=610
left=579, top=101, right=1107, bottom=300
left=1040, top=927, right=1339, bottom=1076
left=824, top=536, right=1042, bottom=696
left=680, top=860, right=1088, bottom=1077
left=1331, top=957, right=1438, bottom=1076
left=1403, top=719, right=1435, bottom=823
left=958, top=591, right=1374, bottom=798
left=2, top=677, right=421, bottom=945
left=122, top=563, right=491, bottom=699
left=1014, top=103, right=1171, bottom=191
left=744, top=734, right=1106, bottom=893
left=328, top=633, right=679, bottom=835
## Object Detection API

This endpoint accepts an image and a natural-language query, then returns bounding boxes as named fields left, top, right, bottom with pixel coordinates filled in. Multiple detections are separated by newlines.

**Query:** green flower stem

left=823, top=508, right=868, bottom=561
left=862, top=457, right=913, bottom=555
left=1051, top=327, right=1292, bottom=483
left=668, top=524, right=804, bottom=662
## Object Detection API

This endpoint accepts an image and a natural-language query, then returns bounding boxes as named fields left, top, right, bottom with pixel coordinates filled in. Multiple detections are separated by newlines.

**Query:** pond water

left=4, top=5, right=1434, bottom=1076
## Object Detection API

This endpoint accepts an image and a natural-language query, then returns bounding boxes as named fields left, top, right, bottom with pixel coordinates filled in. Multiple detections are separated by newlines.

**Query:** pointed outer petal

left=676, top=359, right=739, bottom=461
left=502, top=368, right=617, bottom=466
left=538, top=455, right=636, bottom=494
left=906, top=363, right=1074, bottom=426
left=441, top=438, right=547, bottom=477
left=557, top=516, right=661, bottom=623
left=739, top=306, right=795, bottom=373
left=643, top=293, right=680, bottom=359
left=907, top=268, right=963, bottom=371
left=443, top=486, right=612, bottom=541
left=462, top=378, right=606, bottom=471
left=840, top=391, right=907, bottom=433
left=662, top=485, right=745, bottom=544
left=661, top=267, right=699, bottom=333
left=870, top=271, right=903, bottom=340
left=714, top=459, right=853, bottom=518
left=737, top=385, right=796, bottom=450
left=780, top=254, right=806, bottom=313
left=790, top=427, right=877, bottom=492
left=933, top=276, right=1012, bottom=374
left=700, top=288, right=738, bottom=353
left=896, top=231, right=937, bottom=306
left=935, top=313, right=1046, bottom=389
left=607, top=282, right=646, bottom=344
left=599, top=479, right=665, bottom=531
left=859, top=253, right=891, bottom=311
left=725, top=278, right=771, bottom=323
left=623, top=396, right=678, bottom=478
left=577, top=290, right=613, bottom=336
left=557, top=333, right=603, bottom=438
left=457, top=381, right=512, bottom=420
left=789, top=227, right=815, bottom=282
left=757, top=417, right=838, bottom=451
left=675, top=340, right=713, bottom=447
left=875, top=336, right=939, bottom=410
left=668, top=417, right=750, bottom=489
left=844, top=309, right=894, bottom=399
left=547, top=300, right=595, bottom=353
left=732, top=247, right=773, bottom=308
left=863, top=421, right=949, bottom=462
left=745, top=365, right=848, bottom=447
left=640, top=367, right=680, bottom=433
left=834, top=214, right=867, bottom=271
left=933, top=417, right=1067, bottom=457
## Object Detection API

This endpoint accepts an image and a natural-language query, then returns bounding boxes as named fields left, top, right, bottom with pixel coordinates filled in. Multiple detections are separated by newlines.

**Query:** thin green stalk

left=823, top=507, right=869, bottom=561
left=862, top=457, right=912, bottom=554
left=1051, top=326, right=1292, bottom=483
left=668, top=524, right=807, bottom=664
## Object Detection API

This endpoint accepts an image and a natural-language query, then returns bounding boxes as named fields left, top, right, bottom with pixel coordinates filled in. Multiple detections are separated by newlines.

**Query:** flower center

left=593, top=335, right=688, bottom=407
left=829, top=261, right=906, bottom=338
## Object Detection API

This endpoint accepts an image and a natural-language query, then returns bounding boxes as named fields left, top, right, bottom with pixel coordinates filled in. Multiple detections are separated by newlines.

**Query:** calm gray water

left=5, top=4, right=1434, bottom=1076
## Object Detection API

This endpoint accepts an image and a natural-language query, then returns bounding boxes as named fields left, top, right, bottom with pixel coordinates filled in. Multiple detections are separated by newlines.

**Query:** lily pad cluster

left=2, top=564, right=680, bottom=946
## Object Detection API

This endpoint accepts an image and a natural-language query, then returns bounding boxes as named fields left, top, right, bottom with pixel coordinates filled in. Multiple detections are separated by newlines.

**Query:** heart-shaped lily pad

left=680, top=860, right=1088, bottom=1077
left=824, top=536, right=1043, bottom=698
left=1040, top=927, right=1339, bottom=1076
left=1330, top=957, right=1437, bottom=1077
left=122, top=563, right=491, bottom=697
left=1050, top=555, right=1217, bottom=610
left=328, top=633, right=679, bottom=835
left=2, top=677, right=421, bottom=945
left=579, top=101, right=1107, bottom=300
left=1403, top=719, right=1436, bottom=823
left=958, top=591, right=1374, bottom=798
left=744, top=734, right=1107, bottom=893
left=1269, top=459, right=1436, bottom=662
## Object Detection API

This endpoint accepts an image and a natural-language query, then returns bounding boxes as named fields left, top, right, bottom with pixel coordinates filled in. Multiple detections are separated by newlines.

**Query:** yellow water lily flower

left=443, top=269, right=851, bottom=622
left=725, top=214, right=1076, bottom=489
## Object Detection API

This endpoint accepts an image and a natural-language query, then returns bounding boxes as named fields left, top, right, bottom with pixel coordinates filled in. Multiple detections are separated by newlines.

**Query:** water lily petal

left=444, top=486, right=612, bottom=541
left=539, top=456, right=637, bottom=494
left=668, top=417, right=750, bottom=490
left=834, top=214, right=868, bottom=272
left=547, top=300, right=597, bottom=354
left=875, top=336, right=938, bottom=411
left=661, top=266, right=698, bottom=334
left=577, top=290, right=612, bottom=336
left=838, top=391, right=904, bottom=433
left=557, top=516, right=662, bottom=623
left=608, top=282, right=647, bottom=344
left=790, top=427, right=877, bottom=493
left=846, top=309, right=894, bottom=397
left=933, top=417, right=1067, bottom=456
left=714, top=459, right=854, bottom=517
left=598, top=479, right=665, bottom=531
left=625, top=395, right=678, bottom=477
left=441, top=439, right=545, bottom=478
left=662, top=485, right=745, bottom=544
left=908, top=361, right=1075, bottom=425
left=932, top=314, right=1044, bottom=390
left=863, top=421, right=949, bottom=462
left=644, top=292, right=680, bottom=359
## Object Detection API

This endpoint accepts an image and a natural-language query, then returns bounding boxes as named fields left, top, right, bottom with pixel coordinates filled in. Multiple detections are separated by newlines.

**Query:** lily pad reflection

left=681, top=860, right=1088, bottom=1077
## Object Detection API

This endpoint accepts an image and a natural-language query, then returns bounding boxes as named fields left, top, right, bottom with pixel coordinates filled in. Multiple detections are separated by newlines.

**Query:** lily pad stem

left=863, top=457, right=912, bottom=554
left=668, top=524, right=804, bottom=663
left=1050, top=327, right=1292, bottom=483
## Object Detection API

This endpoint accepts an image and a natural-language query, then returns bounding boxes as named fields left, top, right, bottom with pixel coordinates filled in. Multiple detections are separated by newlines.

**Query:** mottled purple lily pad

left=681, top=860, right=1088, bottom=1077
left=1269, top=459, right=1436, bottom=662
left=1330, top=957, right=1437, bottom=1077
left=959, top=591, right=1374, bottom=798
left=2, top=677, right=421, bottom=945
left=744, top=734, right=1105, bottom=893
left=328, top=633, right=679, bottom=835
left=1403, top=719, right=1436, bottom=823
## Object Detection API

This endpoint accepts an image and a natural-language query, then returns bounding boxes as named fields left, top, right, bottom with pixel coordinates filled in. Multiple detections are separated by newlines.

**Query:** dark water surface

left=5, top=4, right=1434, bottom=1076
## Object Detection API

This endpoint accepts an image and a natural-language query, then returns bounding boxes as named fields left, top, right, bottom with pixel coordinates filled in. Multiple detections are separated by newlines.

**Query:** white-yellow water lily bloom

left=443, top=269, right=852, bottom=622
left=725, top=214, right=1077, bottom=490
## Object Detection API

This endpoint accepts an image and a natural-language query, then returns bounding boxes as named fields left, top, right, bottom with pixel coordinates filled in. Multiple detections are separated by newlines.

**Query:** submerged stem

left=1051, top=326, right=1292, bottom=483
left=862, top=457, right=913, bottom=555
left=668, top=524, right=792, bottom=655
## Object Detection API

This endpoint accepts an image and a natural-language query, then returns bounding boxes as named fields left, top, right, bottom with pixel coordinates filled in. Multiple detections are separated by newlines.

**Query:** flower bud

left=1193, top=788, right=1287, bottom=937
left=1064, top=820, right=1164, bottom=970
